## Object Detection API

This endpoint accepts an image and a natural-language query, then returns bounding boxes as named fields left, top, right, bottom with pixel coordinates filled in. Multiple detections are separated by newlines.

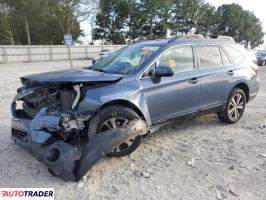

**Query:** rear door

left=196, top=45, right=235, bottom=110
left=140, top=45, right=201, bottom=124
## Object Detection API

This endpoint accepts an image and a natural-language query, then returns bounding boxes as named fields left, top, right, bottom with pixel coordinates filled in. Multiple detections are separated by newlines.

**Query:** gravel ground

left=0, top=60, right=265, bottom=200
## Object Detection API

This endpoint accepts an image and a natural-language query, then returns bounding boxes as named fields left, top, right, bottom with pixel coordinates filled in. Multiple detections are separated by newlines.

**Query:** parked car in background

left=11, top=35, right=259, bottom=161
left=256, top=50, right=266, bottom=66
left=92, top=49, right=112, bottom=65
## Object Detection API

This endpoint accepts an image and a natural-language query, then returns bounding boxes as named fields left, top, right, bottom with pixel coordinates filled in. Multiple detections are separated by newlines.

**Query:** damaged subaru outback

left=11, top=35, right=259, bottom=181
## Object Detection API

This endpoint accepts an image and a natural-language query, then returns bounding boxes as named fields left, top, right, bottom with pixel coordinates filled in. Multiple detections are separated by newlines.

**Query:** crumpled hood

left=21, top=68, right=123, bottom=87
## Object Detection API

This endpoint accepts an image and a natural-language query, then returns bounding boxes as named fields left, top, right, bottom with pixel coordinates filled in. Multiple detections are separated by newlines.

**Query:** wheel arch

left=100, top=99, right=148, bottom=124
left=233, top=82, right=249, bottom=102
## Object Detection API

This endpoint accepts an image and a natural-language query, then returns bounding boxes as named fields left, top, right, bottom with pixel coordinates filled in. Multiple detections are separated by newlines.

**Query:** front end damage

left=11, top=80, right=146, bottom=181
left=11, top=83, right=92, bottom=147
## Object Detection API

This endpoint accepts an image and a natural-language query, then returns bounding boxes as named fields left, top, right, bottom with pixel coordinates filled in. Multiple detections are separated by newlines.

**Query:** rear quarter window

left=223, top=46, right=245, bottom=64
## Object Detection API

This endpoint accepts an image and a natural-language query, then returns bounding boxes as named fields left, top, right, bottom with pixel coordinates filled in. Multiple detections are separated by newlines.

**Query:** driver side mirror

left=154, top=66, right=174, bottom=77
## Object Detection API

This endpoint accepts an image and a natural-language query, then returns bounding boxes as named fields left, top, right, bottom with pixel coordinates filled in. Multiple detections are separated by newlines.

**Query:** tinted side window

left=224, top=46, right=245, bottom=64
left=156, top=45, right=194, bottom=73
left=198, top=45, right=222, bottom=68
left=220, top=47, right=231, bottom=65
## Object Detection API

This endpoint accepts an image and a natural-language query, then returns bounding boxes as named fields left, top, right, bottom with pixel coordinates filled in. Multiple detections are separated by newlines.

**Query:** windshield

left=89, top=43, right=161, bottom=74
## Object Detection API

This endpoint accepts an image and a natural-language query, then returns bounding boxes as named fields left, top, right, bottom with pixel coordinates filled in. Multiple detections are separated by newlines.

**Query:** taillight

left=251, top=65, right=258, bottom=75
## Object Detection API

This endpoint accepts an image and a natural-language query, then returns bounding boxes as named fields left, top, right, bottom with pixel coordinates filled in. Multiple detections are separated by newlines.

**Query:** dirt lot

left=0, top=60, right=265, bottom=200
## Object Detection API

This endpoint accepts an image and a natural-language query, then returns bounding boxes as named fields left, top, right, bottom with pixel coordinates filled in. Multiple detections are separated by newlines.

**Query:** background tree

left=46, top=0, right=98, bottom=43
left=214, top=4, right=245, bottom=43
left=137, top=0, right=171, bottom=39
left=0, top=0, right=14, bottom=44
left=92, top=0, right=264, bottom=48
left=195, top=2, right=217, bottom=36
left=93, top=0, right=131, bottom=44
left=94, top=0, right=171, bottom=44
left=2, top=0, right=108, bottom=44
left=0, top=0, right=45, bottom=45
left=241, top=11, right=264, bottom=48
left=0, top=0, right=97, bottom=45
left=170, top=0, right=204, bottom=35
left=0, top=0, right=264, bottom=48
left=125, top=0, right=144, bottom=42
left=214, top=4, right=264, bottom=48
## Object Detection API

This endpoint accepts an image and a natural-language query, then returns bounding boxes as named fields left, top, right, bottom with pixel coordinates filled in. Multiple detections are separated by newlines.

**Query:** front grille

left=12, top=129, right=28, bottom=141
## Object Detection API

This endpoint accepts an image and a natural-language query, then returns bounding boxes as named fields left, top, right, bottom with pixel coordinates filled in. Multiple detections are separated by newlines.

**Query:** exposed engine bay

left=13, top=84, right=90, bottom=145
left=20, top=86, right=78, bottom=117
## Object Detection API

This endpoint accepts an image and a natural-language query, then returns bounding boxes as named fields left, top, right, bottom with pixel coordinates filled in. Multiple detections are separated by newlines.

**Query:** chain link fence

left=0, top=45, right=124, bottom=63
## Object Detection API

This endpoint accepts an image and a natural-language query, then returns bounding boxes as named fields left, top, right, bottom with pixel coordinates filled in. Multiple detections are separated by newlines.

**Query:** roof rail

left=168, top=34, right=236, bottom=44
left=168, top=34, right=204, bottom=43
left=210, top=35, right=236, bottom=44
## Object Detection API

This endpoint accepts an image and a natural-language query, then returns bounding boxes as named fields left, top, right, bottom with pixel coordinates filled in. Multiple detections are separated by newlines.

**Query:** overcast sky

left=80, top=0, right=266, bottom=48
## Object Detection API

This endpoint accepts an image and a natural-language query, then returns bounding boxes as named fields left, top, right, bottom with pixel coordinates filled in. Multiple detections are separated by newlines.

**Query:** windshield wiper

left=90, top=68, right=107, bottom=73
left=89, top=68, right=125, bottom=75
left=83, top=66, right=92, bottom=69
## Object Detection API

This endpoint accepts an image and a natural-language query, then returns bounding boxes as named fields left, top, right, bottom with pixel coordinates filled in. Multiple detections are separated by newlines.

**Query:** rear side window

left=156, top=45, right=194, bottom=73
left=197, top=45, right=222, bottom=68
left=220, top=47, right=232, bottom=65
left=223, top=46, right=245, bottom=64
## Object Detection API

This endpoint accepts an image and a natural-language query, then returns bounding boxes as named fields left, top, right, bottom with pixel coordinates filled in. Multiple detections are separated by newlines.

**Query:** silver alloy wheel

left=98, top=117, right=135, bottom=152
left=228, top=93, right=244, bottom=120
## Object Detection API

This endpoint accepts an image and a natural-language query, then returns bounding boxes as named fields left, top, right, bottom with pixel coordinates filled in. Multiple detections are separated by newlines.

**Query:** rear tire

left=88, top=105, right=143, bottom=157
left=217, top=88, right=246, bottom=123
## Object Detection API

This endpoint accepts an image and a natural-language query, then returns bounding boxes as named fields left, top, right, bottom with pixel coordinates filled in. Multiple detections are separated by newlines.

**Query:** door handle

left=227, top=70, right=234, bottom=75
left=189, top=77, right=198, bottom=84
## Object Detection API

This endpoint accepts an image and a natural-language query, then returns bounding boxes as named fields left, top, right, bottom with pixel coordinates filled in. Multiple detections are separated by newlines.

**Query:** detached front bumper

left=11, top=101, right=147, bottom=181
left=12, top=128, right=81, bottom=181
left=11, top=103, right=82, bottom=181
